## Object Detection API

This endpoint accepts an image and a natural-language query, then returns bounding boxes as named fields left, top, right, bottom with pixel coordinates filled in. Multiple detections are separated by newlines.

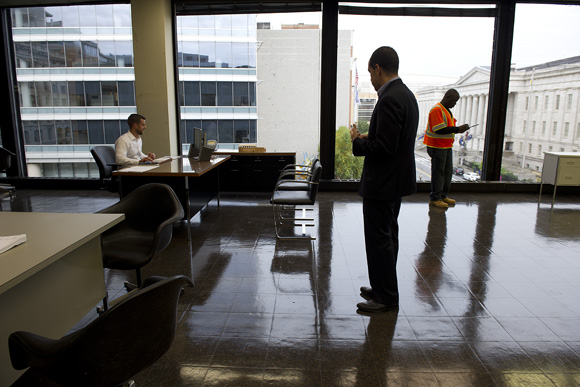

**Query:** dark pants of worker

left=427, top=146, right=453, bottom=202
left=362, top=197, right=402, bottom=306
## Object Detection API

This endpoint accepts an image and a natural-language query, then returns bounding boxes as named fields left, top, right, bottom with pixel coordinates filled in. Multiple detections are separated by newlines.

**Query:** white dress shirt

left=115, top=131, right=146, bottom=166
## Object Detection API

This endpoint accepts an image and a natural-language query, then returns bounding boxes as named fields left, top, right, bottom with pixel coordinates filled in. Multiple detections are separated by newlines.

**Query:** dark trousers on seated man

left=363, top=197, right=401, bottom=306
left=427, top=146, right=453, bottom=202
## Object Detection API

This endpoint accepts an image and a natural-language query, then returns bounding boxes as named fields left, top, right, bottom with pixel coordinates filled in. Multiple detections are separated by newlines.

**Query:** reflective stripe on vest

left=423, top=103, right=455, bottom=149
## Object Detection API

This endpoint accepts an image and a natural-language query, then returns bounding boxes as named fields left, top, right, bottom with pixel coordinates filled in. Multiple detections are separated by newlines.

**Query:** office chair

left=0, top=146, right=16, bottom=199
left=98, top=183, right=184, bottom=291
left=9, top=275, right=193, bottom=387
left=91, top=146, right=118, bottom=193
left=276, top=158, right=320, bottom=191
left=270, top=160, right=322, bottom=240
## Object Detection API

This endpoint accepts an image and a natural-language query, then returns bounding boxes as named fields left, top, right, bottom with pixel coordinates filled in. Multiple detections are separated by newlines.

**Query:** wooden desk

left=0, top=212, right=124, bottom=386
left=114, top=155, right=230, bottom=226
left=539, top=152, right=580, bottom=210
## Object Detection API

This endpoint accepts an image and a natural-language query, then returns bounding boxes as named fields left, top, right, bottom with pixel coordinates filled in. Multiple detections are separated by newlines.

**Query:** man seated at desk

left=115, top=113, right=156, bottom=166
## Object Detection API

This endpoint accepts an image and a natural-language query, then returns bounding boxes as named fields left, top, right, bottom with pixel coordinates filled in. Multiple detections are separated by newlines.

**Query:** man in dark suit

left=350, top=46, right=419, bottom=313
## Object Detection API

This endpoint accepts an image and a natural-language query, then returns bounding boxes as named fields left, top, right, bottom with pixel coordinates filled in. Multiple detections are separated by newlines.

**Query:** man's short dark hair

left=369, top=46, right=399, bottom=75
left=127, top=113, right=146, bottom=128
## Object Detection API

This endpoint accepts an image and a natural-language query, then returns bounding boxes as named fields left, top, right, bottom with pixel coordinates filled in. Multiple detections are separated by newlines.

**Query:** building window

left=544, top=95, right=549, bottom=110
left=552, top=122, right=557, bottom=136
left=528, top=143, right=532, bottom=153
left=568, top=94, right=573, bottom=110
left=534, top=95, right=539, bottom=110
left=555, top=94, right=560, bottom=110
left=532, top=121, right=536, bottom=135
left=538, top=144, right=542, bottom=155
left=523, top=120, right=526, bottom=134
left=542, top=121, right=546, bottom=136
left=525, top=96, right=529, bottom=110
left=564, top=122, right=570, bottom=138
left=10, top=4, right=135, bottom=178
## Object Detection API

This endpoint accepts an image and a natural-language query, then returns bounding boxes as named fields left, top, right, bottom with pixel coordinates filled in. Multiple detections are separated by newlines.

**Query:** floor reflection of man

left=415, top=207, right=448, bottom=308
left=355, top=312, right=399, bottom=386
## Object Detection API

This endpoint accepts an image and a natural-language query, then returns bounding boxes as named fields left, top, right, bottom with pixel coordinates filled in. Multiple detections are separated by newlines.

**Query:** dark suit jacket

left=352, top=78, right=419, bottom=200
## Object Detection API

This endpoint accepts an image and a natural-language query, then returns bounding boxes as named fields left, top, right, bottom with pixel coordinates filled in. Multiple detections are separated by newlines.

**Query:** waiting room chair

left=276, top=158, right=320, bottom=191
left=91, top=146, right=118, bottom=193
left=98, top=183, right=184, bottom=292
left=9, top=275, right=193, bottom=387
left=270, top=160, right=322, bottom=240
left=0, top=146, right=16, bottom=199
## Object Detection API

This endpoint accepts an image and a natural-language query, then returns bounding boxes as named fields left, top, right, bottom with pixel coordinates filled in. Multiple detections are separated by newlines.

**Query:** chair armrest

left=274, top=179, right=317, bottom=190
left=278, top=170, right=312, bottom=180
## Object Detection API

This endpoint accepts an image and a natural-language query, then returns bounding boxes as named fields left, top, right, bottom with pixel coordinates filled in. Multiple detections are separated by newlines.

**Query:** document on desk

left=0, top=234, right=27, bottom=255
left=121, top=165, right=160, bottom=172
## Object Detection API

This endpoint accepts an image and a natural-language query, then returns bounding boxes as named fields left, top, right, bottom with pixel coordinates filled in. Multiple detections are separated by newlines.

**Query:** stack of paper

left=0, top=234, right=27, bottom=254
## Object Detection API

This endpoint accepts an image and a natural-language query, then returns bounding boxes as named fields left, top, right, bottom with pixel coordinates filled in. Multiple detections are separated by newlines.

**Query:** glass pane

left=88, top=120, right=104, bottom=144
left=36, top=82, right=52, bottom=107
left=118, top=81, right=135, bottom=106
left=68, top=81, right=85, bottom=106
left=44, top=7, right=62, bottom=27
left=85, top=82, right=101, bottom=106
left=18, top=82, right=36, bottom=107
left=113, top=4, right=131, bottom=28
left=201, top=82, right=216, bottom=106
left=98, top=41, right=116, bottom=67
left=217, top=82, right=233, bottom=106
left=14, top=42, right=32, bottom=68
left=61, top=6, right=80, bottom=27
left=503, top=4, right=580, bottom=181
left=56, top=120, right=72, bottom=144
left=104, top=120, right=121, bottom=143
left=101, top=81, right=118, bottom=106
left=72, top=120, right=89, bottom=144
left=202, top=120, right=217, bottom=141
left=199, top=42, right=215, bottom=67
left=115, top=41, right=133, bottom=67
left=82, top=41, right=99, bottom=67
left=216, top=42, right=232, bottom=68
left=182, top=41, right=199, bottom=67
left=52, top=81, right=69, bottom=106
left=39, top=120, right=57, bottom=144
left=218, top=120, right=234, bottom=143
left=64, top=41, right=83, bottom=67
left=184, top=81, right=200, bottom=106
left=338, top=8, right=494, bottom=181
left=96, top=4, right=114, bottom=27
left=23, top=121, right=40, bottom=145
left=31, top=42, right=49, bottom=67
left=48, top=41, right=66, bottom=67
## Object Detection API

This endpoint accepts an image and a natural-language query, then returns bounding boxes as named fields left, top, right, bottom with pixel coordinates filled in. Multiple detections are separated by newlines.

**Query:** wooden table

left=0, top=212, right=124, bottom=385
left=113, top=155, right=230, bottom=239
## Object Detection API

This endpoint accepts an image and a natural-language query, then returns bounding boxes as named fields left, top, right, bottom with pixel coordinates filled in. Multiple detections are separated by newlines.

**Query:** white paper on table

left=0, top=234, right=27, bottom=255
left=121, top=165, right=159, bottom=172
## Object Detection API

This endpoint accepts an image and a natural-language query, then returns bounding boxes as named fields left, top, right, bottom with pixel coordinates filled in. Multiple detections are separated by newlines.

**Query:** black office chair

left=9, top=275, right=193, bottom=387
left=270, top=160, right=322, bottom=240
left=0, top=146, right=16, bottom=198
left=98, top=183, right=184, bottom=291
left=91, top=146, right=118, bottom=193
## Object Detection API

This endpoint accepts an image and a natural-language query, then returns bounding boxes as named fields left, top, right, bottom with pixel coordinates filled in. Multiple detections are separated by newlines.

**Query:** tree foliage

left=335, top=126, right=364, bottom=180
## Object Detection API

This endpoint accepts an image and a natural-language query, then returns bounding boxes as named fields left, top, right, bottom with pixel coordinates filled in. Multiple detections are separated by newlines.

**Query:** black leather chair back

left=9, top=275, right=193, bottom=387
left=90, top=146, right=118, bottom=192
left=308, top=160, right=322, bottom=202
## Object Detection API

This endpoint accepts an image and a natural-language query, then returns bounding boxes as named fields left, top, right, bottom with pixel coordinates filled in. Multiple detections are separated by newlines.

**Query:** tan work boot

left=429, top=200, right=448, bottom=208
left=442, top=197, right=456, bottom=206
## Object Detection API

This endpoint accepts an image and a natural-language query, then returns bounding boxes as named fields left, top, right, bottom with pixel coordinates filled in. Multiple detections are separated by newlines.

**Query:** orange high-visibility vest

left=423, top=102, right=456, bottom=149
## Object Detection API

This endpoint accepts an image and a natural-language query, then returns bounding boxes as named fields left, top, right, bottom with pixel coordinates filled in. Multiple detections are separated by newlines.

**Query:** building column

left=477, top=94, right=487, bottom=136
left=131, top=0, right=178, bottom=156
left=470, top=95, right=479, bottom=126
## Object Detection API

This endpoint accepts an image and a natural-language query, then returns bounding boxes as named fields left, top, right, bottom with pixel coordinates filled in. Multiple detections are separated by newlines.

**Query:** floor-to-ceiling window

left=335, top=3, right=495, bottom=181
left=176, top=9, right=322, bottom=165
left=10, top=4, right=135, bottom=177
left=502, top=3, right=580, bottom=182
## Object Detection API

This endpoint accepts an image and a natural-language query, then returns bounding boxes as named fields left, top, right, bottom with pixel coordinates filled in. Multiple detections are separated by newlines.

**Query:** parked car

left=463, top=172, right=481, bottom=181
left=453, top=167, right=464, bottom=176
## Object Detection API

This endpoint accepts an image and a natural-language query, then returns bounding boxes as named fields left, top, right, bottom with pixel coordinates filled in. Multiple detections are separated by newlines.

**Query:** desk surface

left=0, top=212, right=125, bottom=295
left=113, top=155, right=230, bottom=177
left=214, top=150, right=296, bottom=157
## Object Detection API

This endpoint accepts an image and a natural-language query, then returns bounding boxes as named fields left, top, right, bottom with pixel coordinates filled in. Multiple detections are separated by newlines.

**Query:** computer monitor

left=188, top=127, right=203, bottom=158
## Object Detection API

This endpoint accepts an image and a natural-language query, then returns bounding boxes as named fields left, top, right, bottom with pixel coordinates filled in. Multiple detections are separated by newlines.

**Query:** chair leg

left=272, top=204, right=316, bottom=240
left=123, top=269, right=141, bottom=292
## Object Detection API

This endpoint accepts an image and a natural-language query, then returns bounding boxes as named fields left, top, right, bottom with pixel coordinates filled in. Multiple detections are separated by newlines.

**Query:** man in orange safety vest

left=423, top=89, right=470, bottom=208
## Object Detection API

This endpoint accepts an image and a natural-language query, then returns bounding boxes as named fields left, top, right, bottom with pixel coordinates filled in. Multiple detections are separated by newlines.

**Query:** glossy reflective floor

left=5, top=189, right=580, bottom=386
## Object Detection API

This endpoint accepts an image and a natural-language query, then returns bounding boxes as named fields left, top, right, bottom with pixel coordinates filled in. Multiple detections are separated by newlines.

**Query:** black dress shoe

left=360, top=286, right=373, bottom=301
left=356, top=300, right=398, bottom=313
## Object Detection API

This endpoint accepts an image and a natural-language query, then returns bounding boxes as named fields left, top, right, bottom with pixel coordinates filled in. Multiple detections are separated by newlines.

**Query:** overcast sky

left=257, top=3, right=580, bottom=82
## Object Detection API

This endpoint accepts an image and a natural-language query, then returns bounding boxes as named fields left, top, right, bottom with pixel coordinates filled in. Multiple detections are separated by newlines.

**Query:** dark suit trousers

left=362, top=197, right=401, bottom=305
